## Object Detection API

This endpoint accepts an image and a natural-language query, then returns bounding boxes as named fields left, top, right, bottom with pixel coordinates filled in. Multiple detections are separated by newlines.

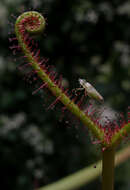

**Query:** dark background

left=0, top=0, right=130, bottom=189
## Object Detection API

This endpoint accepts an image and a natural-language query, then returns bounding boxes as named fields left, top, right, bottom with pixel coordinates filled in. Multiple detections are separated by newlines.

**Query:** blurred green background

left=0, top=0, right=130, bottom=189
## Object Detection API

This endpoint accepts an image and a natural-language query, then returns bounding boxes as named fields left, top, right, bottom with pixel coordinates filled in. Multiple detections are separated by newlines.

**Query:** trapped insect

left=78, top=78, right=104, bottom=103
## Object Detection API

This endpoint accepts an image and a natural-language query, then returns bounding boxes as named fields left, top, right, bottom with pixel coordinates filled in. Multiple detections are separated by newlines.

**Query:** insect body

left=78, top=79, right=104, bottom=103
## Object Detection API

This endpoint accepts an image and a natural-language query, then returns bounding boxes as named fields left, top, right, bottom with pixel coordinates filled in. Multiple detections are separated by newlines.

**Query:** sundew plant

left=10, top=11, right=130, bottom=190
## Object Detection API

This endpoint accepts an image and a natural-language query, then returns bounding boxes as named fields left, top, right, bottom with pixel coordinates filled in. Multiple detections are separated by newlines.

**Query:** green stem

left=14, top=11, right=130, bottom=149
left=102, top=148, right=115, bottom=190
left=14, top=11, right=105, bottom=144
left=38, top=145, right=130, bottom=190
left=39, top=160, right=102, bottom=190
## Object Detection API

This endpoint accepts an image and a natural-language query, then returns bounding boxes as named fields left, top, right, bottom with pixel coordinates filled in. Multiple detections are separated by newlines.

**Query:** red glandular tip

left=32, top=82, right=48, bottom=95
left=102, top=110, right=130, bottom=144
left=47, top=95, right=62, bottom=110
left=84, top=104, right=130, bottom=144
left=9, top=37, right=17, bottom=42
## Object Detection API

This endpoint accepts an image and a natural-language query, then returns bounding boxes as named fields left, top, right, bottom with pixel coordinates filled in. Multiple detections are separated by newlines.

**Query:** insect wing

left=85, top=82, right=104, bottom=102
